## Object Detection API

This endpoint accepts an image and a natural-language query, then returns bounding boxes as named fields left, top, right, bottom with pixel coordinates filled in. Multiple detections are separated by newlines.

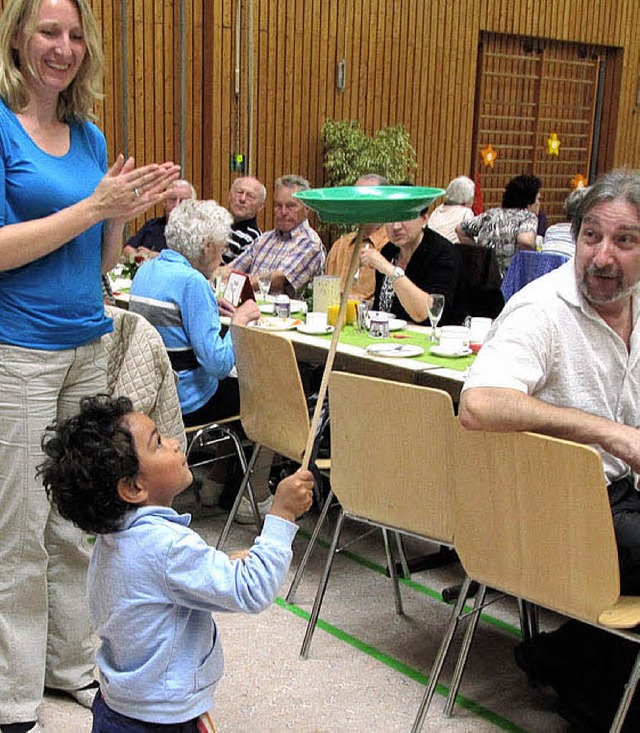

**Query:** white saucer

left=260, top=296, right=306, bottom=313
left=429, top=345, right=472, bottom=358
left=388, top=318, right=407, bottom=331
left=366, top=343, right=425, bottom=358
left=297, top=324, right=334, bottom=335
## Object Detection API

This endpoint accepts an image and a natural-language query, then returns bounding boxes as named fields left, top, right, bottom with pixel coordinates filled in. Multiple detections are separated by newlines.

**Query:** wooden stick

left=301, top=224, right=366, bottom=470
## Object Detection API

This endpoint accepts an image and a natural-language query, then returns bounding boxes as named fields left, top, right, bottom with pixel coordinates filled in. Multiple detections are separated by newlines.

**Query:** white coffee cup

left=468, top=317, right=492, bottom=344
left=438, top=325, right=470, bottom=355
left=306, top=311, right=328, bottom=331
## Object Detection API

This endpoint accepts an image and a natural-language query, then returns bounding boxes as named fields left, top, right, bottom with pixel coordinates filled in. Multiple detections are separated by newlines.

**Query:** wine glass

left=257, top=273, right=272, bottom=303
left=427, top=293, right=445, bottom=342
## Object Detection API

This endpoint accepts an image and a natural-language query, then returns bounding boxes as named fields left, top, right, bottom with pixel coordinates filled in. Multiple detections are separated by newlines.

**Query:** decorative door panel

left=474, top=33, right=602, bottom=224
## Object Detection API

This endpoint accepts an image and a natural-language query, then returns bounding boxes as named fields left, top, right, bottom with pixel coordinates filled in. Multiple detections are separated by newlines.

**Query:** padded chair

left=103, top=305, right=185, bottom=449
left=300, top=372, right=456, bottom=691
left=500, top=249, right=568, bottom=302
left=419, top=427, right=640, bottom=733
left=217, top=324, right=330, bottom=548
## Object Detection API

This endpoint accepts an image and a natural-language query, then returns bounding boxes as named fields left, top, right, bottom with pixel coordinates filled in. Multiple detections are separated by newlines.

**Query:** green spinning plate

left=293, top=185, right=445, bottom=224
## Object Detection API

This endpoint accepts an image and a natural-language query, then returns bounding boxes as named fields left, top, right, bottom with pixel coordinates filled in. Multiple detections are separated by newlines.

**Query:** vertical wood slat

left=0, top=0, right=638, bottom=238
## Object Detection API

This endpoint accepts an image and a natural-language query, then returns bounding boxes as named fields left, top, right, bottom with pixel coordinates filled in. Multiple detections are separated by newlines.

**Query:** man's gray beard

left=579, top=274, right=636, bottom=306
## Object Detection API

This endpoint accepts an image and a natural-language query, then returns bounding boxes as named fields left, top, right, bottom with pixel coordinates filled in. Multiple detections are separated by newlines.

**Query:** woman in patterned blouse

left=456, top=174, right=541, bottom=277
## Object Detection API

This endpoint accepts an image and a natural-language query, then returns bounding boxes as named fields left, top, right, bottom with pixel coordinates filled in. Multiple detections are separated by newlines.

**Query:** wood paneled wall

left=1, top=0, right=639, bottom=234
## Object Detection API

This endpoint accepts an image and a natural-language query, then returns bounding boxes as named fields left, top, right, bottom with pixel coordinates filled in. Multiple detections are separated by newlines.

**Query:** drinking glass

left=427, top=293, right=445, bottom=342
left=257, top=273, right=272, bottom=303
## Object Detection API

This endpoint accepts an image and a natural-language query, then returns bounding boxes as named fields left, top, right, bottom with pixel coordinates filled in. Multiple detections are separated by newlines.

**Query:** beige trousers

left=0, top=341, right=106, bottom=724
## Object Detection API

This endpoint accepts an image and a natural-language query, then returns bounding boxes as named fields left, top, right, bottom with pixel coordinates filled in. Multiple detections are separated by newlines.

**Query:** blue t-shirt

left=0, top=99, right=112, bottom=349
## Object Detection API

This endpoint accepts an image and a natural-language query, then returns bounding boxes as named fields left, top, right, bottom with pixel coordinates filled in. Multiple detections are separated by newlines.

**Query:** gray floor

left=39, top=489, right=572, bottom=732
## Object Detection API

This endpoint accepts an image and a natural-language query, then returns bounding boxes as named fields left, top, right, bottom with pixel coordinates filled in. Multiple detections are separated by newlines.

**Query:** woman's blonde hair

left=0, top=0, right=103, bottom=122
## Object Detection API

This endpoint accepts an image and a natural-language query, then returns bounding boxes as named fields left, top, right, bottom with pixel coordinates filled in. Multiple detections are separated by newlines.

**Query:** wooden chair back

left=453, top=425, right=620, bottom=623
left=230, top=324, right=310, bottom=462
left=328, top=372, right=455, bottom=543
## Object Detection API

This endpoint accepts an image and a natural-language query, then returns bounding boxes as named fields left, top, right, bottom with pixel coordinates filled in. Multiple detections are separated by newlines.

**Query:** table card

left=223, top=271, right=255, bottom=306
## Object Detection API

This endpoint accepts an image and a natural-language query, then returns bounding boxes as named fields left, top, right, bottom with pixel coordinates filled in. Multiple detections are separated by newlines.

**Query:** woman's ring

left=133, top=187, right=141, bottom=198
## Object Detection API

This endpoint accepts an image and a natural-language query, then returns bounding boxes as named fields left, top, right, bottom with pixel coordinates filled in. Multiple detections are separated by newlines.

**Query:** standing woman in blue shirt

left=0, top=1, right=179, bottom=731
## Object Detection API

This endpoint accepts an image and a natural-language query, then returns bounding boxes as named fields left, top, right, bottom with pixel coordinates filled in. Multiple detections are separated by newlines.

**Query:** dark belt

left=168, top=349, right=200, bottom=371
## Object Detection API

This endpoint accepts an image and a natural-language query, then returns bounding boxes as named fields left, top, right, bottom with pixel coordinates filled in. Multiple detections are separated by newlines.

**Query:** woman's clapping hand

left=92, top=154, right=181, bottom=223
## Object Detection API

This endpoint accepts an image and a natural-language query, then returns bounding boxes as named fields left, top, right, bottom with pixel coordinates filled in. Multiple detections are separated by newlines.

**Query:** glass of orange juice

left=327, top=304, right=340, bottom=326
left=345, top=299, right=359, bottom=325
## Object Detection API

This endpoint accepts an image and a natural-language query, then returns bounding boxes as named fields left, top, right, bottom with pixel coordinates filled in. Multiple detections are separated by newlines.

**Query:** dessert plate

left=253, top=317, right=302, bottom=331
left=366, top=343, right=425, bottom=358
left=429, top=346, right=473, bottom=358
left=297, top=324, right=334, bottom=335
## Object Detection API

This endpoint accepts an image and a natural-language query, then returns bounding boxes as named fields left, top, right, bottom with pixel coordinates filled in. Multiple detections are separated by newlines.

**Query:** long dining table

left=110, top=282, right=471, bottom=403
left=265, top=322, right=471, bottom=404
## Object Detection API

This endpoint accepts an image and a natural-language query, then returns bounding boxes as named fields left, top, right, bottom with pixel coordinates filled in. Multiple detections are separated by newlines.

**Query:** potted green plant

left=322, top=119, right=417, bottom=188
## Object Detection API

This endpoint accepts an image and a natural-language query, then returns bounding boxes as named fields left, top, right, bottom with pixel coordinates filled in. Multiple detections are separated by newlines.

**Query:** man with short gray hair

left=220, top=174, right=325, bottom=296
left=460, top=168, right=640, bottom=592
left=223, top=176, right=266, bottom=265
left=123, top=179, right=197, bottom=259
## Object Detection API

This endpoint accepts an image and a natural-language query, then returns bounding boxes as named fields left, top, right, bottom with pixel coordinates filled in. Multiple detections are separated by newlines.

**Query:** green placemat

left=317, top=326, right=474, bottom=371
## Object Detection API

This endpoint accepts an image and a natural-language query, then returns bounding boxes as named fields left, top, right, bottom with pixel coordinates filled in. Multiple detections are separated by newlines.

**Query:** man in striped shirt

left=219, top=174, right=326, bottom=297
left=222, top=176, right=266, bottom=265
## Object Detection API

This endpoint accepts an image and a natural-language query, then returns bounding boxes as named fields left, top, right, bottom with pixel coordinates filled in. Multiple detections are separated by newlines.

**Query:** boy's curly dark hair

left=39, top=394, right=140, bottom=535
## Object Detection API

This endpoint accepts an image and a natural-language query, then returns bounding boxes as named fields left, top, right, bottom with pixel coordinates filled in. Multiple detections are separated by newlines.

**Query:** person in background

left=541, top=187, right=590, bottom=259
left=222, top=175, right=266, bottom=265
left=326, top=173, right=388, bottom=302
left=218, top=174, right=325, bottom=297
left=427, top=175, right=475, bottom=243
left=129, top=199, right=259, bottom=427
left=122, top=178, right=196, bottom=259
left=0, top=0, right=180, bottom=730
left=40, top=394, right=314, bottom=733
left=360, top=200, right=459, bottom=325
left=457, top=174, right=541, bottom=277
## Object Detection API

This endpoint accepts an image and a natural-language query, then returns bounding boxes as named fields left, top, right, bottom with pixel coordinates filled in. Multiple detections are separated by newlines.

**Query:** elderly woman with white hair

left=129, top=199, right=259, bottom=427
left=427, top=175, right=475, bottom=243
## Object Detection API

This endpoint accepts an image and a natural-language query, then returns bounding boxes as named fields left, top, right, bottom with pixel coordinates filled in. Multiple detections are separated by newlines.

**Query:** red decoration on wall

left=472, top=173, right=484, bottom=215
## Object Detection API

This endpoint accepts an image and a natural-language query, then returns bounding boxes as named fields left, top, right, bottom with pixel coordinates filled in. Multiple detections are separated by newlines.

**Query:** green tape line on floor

left=276, top=597, right=531, bottom=733
left=296, top=527, right=521, bottom=638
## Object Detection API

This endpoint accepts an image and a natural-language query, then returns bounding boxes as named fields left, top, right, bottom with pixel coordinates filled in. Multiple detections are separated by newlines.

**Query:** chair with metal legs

left=216, top=324, right=330, bottom=549
left=414, top=426, right=640, bottom=733
left=184, top=416, right=255, bottom=506
left=300, top=372, right=457, bottom=678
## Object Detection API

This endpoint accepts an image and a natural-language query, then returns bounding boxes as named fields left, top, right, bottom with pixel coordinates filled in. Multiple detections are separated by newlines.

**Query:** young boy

left=40, top=394, right=313, bottom=732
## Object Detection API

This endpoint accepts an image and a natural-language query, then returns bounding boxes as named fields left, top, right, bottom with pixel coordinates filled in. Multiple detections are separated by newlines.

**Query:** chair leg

left=394, top=532, right=412, bottom=579
left=216, top=443, right=261, bottom=549
left=382, top=528, right=403, bottom=615
left=285, top=488, right=335, bottom=603
left=610, top=647, right=640, bottom=732
left=518, top=599, right=539, bottom=644
left=410, top=575, right=474, bottom=733
left=300, top=509, right=346, bottom=660
left=186, top=423, right=251, bottom=507
left=443, top=583, right=488, bottom=717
